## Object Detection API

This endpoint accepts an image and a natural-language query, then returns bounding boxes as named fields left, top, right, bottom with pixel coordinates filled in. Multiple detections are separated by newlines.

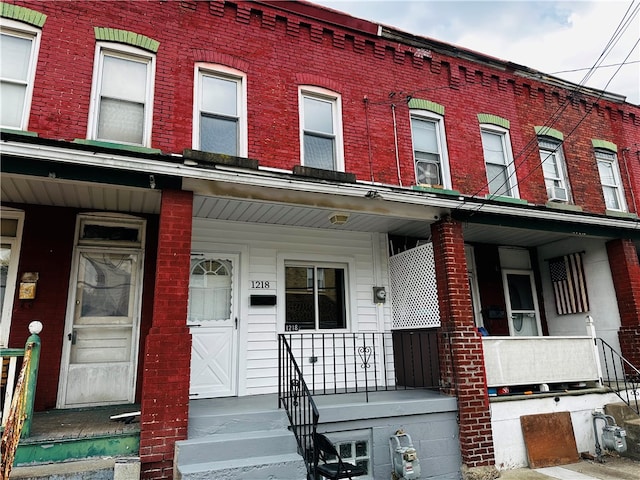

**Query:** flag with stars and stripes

left=549, top=252, right=589, bottom=315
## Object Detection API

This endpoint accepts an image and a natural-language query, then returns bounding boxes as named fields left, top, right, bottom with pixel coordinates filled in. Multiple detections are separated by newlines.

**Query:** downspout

left=364, top=96, right=375, bottom=183
left=391, top=103, right=403, bottom=187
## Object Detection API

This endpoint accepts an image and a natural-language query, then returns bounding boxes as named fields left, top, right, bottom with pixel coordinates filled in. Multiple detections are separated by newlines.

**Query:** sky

left=313, top=0, right=640, bottom=105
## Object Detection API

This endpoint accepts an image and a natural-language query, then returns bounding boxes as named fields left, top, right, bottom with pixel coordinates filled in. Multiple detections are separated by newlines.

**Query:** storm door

left=502, top=269, right=542, bottom=336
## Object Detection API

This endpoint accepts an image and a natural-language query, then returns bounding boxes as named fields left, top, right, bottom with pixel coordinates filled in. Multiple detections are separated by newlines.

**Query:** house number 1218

left=251, top=280, right=270, bottom=289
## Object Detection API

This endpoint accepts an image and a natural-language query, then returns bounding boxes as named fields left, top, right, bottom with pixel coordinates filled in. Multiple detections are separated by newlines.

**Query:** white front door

left=502, top=269, right=542, bottom=336
left=188, top=254, right=239, bottom=398
left=59, top=249, right=142, bottom=407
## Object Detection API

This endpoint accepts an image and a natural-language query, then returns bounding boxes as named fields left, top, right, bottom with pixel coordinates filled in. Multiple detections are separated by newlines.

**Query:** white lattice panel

left=389, top=243, right=440, bottom=329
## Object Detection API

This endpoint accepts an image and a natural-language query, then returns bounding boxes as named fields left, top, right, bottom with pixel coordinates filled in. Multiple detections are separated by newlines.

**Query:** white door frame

left=502, top=268, right=543, bottom=337
left=0, top=207, right=25, bottom=348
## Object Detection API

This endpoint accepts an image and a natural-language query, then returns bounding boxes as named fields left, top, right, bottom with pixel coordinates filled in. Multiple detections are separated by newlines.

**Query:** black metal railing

left=280, top=330, right=439, bottom=403
left=278, top=335, right=320, bottom=480
left=596, top=338, right=640, bottom=415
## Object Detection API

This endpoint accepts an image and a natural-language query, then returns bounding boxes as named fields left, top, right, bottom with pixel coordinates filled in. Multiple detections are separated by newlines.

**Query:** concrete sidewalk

left=499, top=456, right=639, bottom=480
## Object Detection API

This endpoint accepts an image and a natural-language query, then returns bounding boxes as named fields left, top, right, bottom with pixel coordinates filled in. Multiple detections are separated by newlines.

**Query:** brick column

left=606, top=238, right=640, bottom=368
left=140, top=190, right=193, bottom=479
left=431, top=216, right=495, bottom=469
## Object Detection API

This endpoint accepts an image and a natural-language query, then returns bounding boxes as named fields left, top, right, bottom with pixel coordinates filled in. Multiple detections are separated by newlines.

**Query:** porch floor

left=26, top=404, right=140, bottom=442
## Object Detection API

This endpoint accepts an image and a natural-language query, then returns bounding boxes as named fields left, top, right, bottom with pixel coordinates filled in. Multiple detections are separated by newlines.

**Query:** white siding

left=191, top=218, right=390, bottom=396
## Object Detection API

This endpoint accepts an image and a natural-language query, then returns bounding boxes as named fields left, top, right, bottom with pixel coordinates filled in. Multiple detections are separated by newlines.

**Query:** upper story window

left=299, top=86, right=344, bottom=171
left=410, top=107, right=451, bottom=189
left=285, top=263, right=347, bottom=331
left=193, top=65, right=247, bottom=157
left=538, top=137, right=570, bottom=202
left=594, top=144, right=626, bottom=212
left=0, top=18, right=42, bottom=130
left=480, top=123, right=518, bottom=198
left=88, top=42, right=155, bottom=146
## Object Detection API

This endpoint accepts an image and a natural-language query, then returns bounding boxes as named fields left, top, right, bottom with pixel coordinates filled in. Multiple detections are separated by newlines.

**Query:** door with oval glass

left=188, top=253, right=239, bottom=398
left=502, top=269, right=542, bottom=336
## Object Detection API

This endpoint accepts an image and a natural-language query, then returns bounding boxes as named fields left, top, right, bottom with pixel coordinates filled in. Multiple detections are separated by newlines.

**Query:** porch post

left=430, top=216, right=496, bottom=472
left=140, top=190, right=193, bottom=480
left=606, top=238, right=640, bottom=368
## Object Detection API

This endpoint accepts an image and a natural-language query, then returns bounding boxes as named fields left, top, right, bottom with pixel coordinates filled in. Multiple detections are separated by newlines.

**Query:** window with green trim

left=0, top=19, right=41, bottom=130
left=480, top=125, right=518, bottom=197
left=595, top=149, right=626, bottom=211
left=88, top=43, right=155, bottom=146
left=410, top=110, right=450, bottom=188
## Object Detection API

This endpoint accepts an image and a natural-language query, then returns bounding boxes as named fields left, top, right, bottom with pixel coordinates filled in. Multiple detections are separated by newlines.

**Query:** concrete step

left=177, top=453, right=307, bottom=480
left=187, top=405, right=289, bottom=437
left=8, top=458, right=115, bottom=480
left=604, top=402, right=640, bottom=460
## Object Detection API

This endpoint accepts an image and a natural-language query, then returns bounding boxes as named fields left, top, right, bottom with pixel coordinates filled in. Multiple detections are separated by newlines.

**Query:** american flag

left=549, top=252, right=590, bottom=315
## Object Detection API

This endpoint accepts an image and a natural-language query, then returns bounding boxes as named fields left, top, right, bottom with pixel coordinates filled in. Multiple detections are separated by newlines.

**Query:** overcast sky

left=313, top=0, right=640, bottom=105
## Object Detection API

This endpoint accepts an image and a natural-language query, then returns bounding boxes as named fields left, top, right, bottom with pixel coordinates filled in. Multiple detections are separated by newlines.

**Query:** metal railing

left=596, top=338, right=639, bottom=415
left=278, top=334, right=320, bottom=480
left=280, top=331, right=440, bottom=402
left=1, top=321, right=43, bottom=479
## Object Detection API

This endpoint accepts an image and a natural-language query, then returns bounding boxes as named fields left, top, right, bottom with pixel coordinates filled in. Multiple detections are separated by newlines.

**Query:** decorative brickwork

left=431, top=217, right=495, bottom=468
left=606, top=239, right=640, bottom=369
left=140, top=190, right=193, bottom=480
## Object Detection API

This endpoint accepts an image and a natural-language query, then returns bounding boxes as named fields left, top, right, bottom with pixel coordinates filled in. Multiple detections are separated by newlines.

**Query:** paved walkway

left=499, top=456, right=639, bottom=480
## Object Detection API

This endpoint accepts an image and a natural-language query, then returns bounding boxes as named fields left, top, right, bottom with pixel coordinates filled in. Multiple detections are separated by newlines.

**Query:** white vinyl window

left=299, top=87, right=344, bottom=171
left=0, top=20, right=41, bottom=130
left=194, top=65, right=247, bottom=156
left=480, top=126, right=519, bottom=198
left=596, top=149, right=626, bottom=211
left=539, top=138, right=570, bottom=202
left=410, top=111, right=451, bottom=188
left=88, top=43, right=155, bottom=146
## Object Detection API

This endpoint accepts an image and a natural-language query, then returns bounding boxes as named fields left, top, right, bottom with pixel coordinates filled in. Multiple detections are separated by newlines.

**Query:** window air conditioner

left=547, top=186, right=568, bottom=202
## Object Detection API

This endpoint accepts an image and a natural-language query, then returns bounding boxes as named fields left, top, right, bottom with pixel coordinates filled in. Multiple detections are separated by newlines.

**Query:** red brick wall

left=431, top=217, right=495, bottom=468
left=606, top=239, right=640, bottom=368
left=9, top=0, right=639, bottom=215
left=140, top=190, right=193, bottom=480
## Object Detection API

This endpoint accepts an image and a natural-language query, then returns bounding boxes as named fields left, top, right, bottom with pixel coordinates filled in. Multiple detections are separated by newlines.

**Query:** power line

left=550, top=60, right=640, bottom=75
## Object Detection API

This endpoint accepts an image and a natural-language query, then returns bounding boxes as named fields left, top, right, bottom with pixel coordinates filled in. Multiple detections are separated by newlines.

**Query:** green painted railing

left=1, top=321, right=42, bottom=478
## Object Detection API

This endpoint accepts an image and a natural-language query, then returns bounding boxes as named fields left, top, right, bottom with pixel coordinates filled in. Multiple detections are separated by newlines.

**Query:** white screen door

left=59, top=249, right=141, bottom=407
left=503, top=269, right=542, bottom=336
left=188, top=254, right=238, bottom=398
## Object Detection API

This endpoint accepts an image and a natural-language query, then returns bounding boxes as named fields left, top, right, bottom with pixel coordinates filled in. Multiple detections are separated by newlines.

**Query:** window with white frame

left=88, top=43, right=155, bottom=146
left=410, top=111, right=450, bottom=188
left=595, top=149, right=626, bottom=211
left=480, top=126, right=518, bottom=197
left=319, top=430, right=372, bottom=479
left=299, top=87, right=344, bottom=171
left=285, top=263, right=347, bottom=331
left=0, top=20, right=41, bottom=130
left=538, top=137, right=570, bottom=202
left=194, top=66, right=246, bottom=156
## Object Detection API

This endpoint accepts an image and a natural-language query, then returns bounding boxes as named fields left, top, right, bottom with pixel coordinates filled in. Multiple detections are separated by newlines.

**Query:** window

left=299, top=87, right=344, bottom=171
left=285, top=264, right=347, bottom=331
left=595, top=149, right=626, bottom=211
left=539, top=138, right=570, bottom=202
left=480, top=126, right=518, bottom=197
left=0, top=20, right=41, bottom=130
left=410, top=111, right=450, bottom=188
left=88, top=43, right=155, bottom=146
left=194, top=66, right=246, bottom=156
left=319, top=430, right=372, bottom=479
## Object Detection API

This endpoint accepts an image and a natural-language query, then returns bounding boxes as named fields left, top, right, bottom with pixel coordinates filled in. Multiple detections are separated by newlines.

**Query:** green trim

left=592, top=139, right=617, bottom=152
left=545, top=202, right=583, bottom=212
left=485, top=194, right=528, bottom=205
left=535, top=126, right=564, bottom=141
left=1, top=128, right=38, bottom=137
left=412, top=185, right=460, bottom=196
left=73, top=139, right=161, bottom=154
left=605, top=209, right=637, bottom=219
left=408, top=98, right=445, bottom=116
left=477, top=113, right=510, bottom=129
left=15, top=433, right=139, bottom=465
left=94, top=27, right=159, bottom=53
left=0, top=2, right=47, bottom=27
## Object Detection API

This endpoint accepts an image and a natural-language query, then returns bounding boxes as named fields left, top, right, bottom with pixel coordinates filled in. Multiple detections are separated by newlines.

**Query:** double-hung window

left=480, top=126, right=518, bottom=197
left=596, top=149, right=626, bottom=211
left=539, top=138, right=570, bottom=202
left=194, top=66, right=246, bottom=156
left=285, top=263, right=347, bottom=331
left=0, top=20, right=41, bottom=130
left=299, top=87, right=344, bottom=171
left=410, top=111, right=450, bottom=188
left=88, top=44, right=155, bottom=146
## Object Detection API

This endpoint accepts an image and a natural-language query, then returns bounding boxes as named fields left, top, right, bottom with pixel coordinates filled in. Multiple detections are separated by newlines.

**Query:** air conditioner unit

left=547, top=186, right=568, bottom=202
